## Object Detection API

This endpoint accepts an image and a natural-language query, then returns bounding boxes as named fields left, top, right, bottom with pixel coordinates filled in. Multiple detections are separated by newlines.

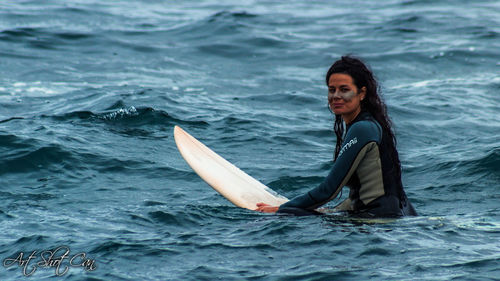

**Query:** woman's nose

left=331, top=94, right=342, bottom=101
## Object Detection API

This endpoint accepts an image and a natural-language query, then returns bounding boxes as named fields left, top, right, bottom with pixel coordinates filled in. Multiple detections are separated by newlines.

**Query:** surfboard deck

left=174, top=126, right=289, bottom=211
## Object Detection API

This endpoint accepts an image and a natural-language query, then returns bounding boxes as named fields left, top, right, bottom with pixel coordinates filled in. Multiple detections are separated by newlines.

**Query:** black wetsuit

left=278, top=111, right=417, bottom=217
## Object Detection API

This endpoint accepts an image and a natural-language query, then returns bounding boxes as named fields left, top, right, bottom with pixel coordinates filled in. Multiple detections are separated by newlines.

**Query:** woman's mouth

left=333, top=103, right=344, bottom=108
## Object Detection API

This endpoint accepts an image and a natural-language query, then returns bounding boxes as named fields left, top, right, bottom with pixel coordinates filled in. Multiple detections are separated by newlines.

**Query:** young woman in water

left=256, top=56, right=417, bottom=217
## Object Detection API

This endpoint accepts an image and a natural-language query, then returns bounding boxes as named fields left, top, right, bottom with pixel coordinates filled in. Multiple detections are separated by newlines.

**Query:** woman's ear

left=360, top=86, right=367, bottom=101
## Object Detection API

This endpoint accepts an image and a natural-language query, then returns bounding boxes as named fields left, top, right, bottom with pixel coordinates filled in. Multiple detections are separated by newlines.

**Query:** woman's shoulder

left=347, top=117, right=382, bottom=142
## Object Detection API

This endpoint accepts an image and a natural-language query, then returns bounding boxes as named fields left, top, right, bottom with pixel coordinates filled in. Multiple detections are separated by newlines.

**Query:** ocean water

left=1, top=0, right=499, bottom=280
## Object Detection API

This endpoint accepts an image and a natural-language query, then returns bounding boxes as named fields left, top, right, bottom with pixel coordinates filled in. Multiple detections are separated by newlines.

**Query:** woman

left=256, top=56, right=417, bottom=217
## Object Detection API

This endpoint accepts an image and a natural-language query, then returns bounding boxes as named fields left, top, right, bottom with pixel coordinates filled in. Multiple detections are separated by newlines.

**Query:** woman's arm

left=277, top=121, right=381, bottom=211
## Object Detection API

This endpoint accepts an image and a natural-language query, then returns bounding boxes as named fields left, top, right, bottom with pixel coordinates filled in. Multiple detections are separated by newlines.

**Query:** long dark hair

left=326, top=56, right=402, bottom=181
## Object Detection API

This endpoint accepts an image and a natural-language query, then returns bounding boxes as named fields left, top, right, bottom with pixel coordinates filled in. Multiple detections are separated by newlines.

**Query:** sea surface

left=1, top=0, right=499, bottom=280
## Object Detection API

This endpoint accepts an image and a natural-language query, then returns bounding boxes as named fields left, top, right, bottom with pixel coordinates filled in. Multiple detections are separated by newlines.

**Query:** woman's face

left=328, top=73, right=366, bottom=119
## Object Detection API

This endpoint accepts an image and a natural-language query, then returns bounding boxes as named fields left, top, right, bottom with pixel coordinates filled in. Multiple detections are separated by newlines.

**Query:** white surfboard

left=174, top=126, right=289, bottom=211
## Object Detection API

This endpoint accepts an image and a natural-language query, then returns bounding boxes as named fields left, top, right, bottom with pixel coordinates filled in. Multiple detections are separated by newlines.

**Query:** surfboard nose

left=174, top=125, right=181, bottom=135
left=174, top=125, right=187, bottom=144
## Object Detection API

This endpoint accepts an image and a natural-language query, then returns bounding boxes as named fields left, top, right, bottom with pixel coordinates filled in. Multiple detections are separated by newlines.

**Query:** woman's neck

left=342, top=107, right=361, bottom=124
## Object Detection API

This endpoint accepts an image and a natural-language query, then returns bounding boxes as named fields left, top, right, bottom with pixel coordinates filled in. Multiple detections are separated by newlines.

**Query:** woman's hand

left=255, top=203, right=279, bottom=213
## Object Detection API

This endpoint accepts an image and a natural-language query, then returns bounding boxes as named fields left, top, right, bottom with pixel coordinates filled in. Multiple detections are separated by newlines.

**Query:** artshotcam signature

left=3, top=246, right=96, bottom=277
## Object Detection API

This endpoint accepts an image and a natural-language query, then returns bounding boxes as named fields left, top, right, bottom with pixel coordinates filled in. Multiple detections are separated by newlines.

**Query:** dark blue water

left=1, top=1, right=499, bottom=280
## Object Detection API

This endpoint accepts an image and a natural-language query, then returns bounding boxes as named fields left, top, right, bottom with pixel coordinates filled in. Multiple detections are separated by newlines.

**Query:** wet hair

left=326, top=55, right=402, bottom=181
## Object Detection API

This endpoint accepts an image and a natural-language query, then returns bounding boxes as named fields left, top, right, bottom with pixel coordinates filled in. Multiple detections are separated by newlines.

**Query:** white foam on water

left=0, top=81, right=87, bottom=98
left=390, top=73, right=500, bottom=90
left=101, top=106, right=139, bottom=120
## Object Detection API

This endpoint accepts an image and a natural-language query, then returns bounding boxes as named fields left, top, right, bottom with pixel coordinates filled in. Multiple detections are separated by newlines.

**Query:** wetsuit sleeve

left=278, top=121, right=381, bottom=211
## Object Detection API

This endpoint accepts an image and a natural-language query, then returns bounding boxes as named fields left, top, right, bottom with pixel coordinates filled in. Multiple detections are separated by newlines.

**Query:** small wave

left=442, top=256, right=500, bottom=269
left=477, top=148, right=500, bottom=176
left=208, top=11, right=258, bottom=21
left=166, top=10, right=258, bottom=42
left=148, top=210, right=201, bottom=227
left=0, top=50, right=39, bottom=59
left=104, top=100, right=127, bottom=110
left=54, top=32, right=93, bottom=41
left=48, top=106, right=208, bottom=128
left=0, top=209, right=14, bottom=219
left=0, top=139, right=75, bottom=175
left=276, top=271, right=358, bottom=281
left=388, top=14, right=422, bottom=25
left=0, top=117, right=24, bottom=124
left=185, top=204, right=252, bottom=222
left=111, top=39, right=162, bottom=53
left=400, top=0, right=444, bottom=6
left=128, top=214, right=154, bottom=225
left=0, top=27, right=39, bottom=42
left=89, top=240, right=151, bottom=256
left=12, top=235, right=48, bottom=246
left=197, top=241, right=277, bottom=251
left=100, top=106, right=139, bottom=120
left=295, top=128, right=334, bottom=139
left=143, top=200, right=166, bottom=207
left=428, top=148, right=500, bottom=179
left=53, top=6, right=93, bottom=15
left=242, top=36, right=287, bottom=48
left=358, top=247, right=393, bottom=257
left=0, top=131, right=173, bottom=176
left=449, top=25, right=500, bottom=40
left=197, top=43, right=256, bottom=58
left=214, top=114, right=259, bottom=126
left=0, top=26, right=94, bottom=51
left=239, top=91, right=319, bottom=106
left=371, top=13, right=430, bottom=36
left=477, top=30, right=500, bottom=39
left=48, top=110, right=94, bottom=121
